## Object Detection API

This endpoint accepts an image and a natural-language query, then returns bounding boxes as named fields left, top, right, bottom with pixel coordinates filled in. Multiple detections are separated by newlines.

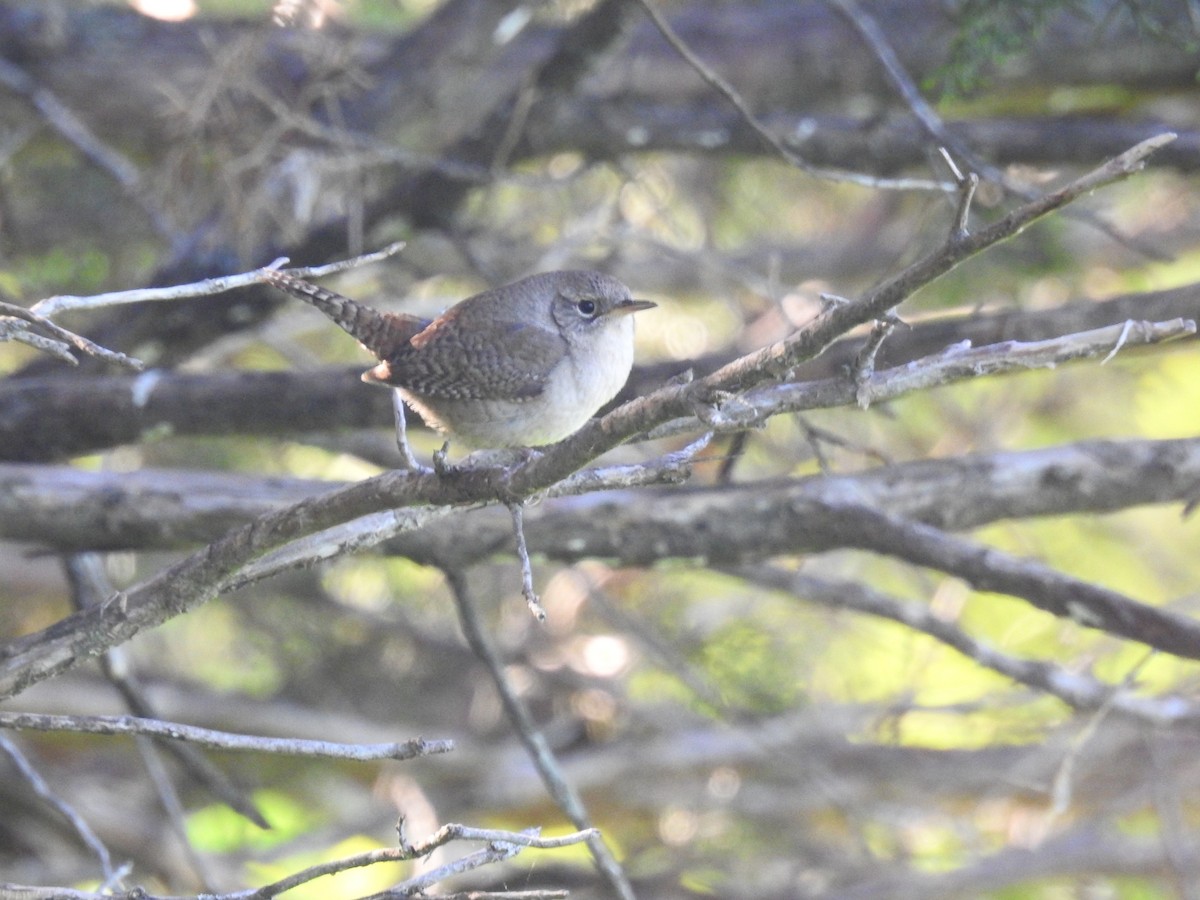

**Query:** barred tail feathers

left=261, top=269, right=426, bottom=364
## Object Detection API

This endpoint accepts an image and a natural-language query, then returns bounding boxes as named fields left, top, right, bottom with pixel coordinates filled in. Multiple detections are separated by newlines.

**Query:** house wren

left=263, top=268, right=655, bottom=448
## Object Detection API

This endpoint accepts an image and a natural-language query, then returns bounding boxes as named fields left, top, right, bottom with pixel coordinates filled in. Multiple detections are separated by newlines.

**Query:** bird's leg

left=391, top=390, right=426, bottom=472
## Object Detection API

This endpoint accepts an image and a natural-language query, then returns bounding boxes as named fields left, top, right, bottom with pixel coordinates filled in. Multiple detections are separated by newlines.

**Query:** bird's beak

left=608, top=298, right=657, bottom=317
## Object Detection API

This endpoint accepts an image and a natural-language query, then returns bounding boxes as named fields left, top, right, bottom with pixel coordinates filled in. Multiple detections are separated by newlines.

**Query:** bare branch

left=273, top=241, right=407, bottom=279
left=0, top=712, right=453, bottom=762
left=699, top=133, right=1178, bottom=395
left=826, top=0, right=990, bottom=179
left=0, top=736, right=118, bottom=881
left=446, top=569, right=635, bottom=900
left=687, top=316, right=1196, bottom=436
left=3, top=325, right=80, bottom=365
left=823, top=0, right=1169, bottom=259
left=510, top=135, right=1177, bottom=491
left=635, top=0, right=951, bottom=191
left=737, top=565, right=1200, bottom=729
left=29, top=243, right=405, bottom=318
left=65, top=553, right=267, bottom=833
left=3, top=436, right=1198, bottom=562
left=0, top=56, right=178, bottom=241
left=508, top=502, right=547, bottom=622
left=0, top=823, right=597, bottom=900
left=805, top=502, right=1200, bottom=660
left=258, top=823, right=597, bottom=900
left=0, top=301, right=144, bottom=370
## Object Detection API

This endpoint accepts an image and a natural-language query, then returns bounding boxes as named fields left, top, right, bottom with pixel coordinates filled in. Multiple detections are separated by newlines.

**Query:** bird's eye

left=576, top=299, right=597, bottom=317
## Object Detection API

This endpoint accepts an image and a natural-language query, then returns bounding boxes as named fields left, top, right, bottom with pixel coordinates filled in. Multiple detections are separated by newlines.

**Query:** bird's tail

left=261, top=268, right=427, bottom=365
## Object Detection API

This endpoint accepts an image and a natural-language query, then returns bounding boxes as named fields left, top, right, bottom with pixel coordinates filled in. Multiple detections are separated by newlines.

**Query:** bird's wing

left=374, top=317, right=566, bottom=401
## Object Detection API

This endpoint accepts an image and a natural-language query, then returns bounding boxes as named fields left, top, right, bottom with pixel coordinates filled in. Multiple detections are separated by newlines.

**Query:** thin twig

left=648, top=317, right=1197, bottom=441
left=0, top=301, right=144, bottom=370
left=504, top=433, right=712, bottom=621
left=1, top=322, right=79, bottom=364
left=65, top=553, right=268, bottom=833
left=271, top=241, right=407, bottom=278
left=735, top=566, right=1200, bottom=729
left=0, top=824, right=596, bottom=900
left=715, top=430, right=749, bottom=484
left=402, top=823, right=600, bottom=856
left=0, top=56, right=179, bottom=241
left=826, top=0, right=979, bottom=166
left=853, top=315, right=901, bottom=409
left=797, top=418, right=892, bottom=470
left=132, top=734, right=220, bottom=889
left=826, top=0, right=1171, bottom=260
left=940, top=147, right=979, bottom=237
left=508, top=502, right=547, bottom=622
left=797, top=415, right=833, bottom=473
left=695, top=133, right=1178, bottom=397
left=1048, top=651, right=1154, bottom=817
left=0, top=712, right=452, bottom=761
left=0, top=735, right=118, bottom=881
left=634, top=0, right=950, bottom=192
left=544, top=431, right=712, bottom=496
left=492, top=77, right=539, bottom=175
left=31, top=242, right=405, bottom=318
left=446, top=569, right=637, bottom=900
left=1101, top=318, right=1134, bottom=364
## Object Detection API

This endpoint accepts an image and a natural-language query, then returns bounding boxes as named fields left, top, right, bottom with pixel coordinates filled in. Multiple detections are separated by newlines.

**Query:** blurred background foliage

left=3, top=0, right=1200, bottom=898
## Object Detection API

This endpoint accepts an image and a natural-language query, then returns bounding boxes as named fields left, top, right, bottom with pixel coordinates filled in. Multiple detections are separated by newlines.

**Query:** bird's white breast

left=402, top=314, right=637, bottom=448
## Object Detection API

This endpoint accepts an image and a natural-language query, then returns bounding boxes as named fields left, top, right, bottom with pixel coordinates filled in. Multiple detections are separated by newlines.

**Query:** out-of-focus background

left=3, top=1, right=1200, bottom=897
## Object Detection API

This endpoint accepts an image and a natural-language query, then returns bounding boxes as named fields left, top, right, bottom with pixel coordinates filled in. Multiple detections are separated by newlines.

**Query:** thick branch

left=738, top=565, right=1200, bottom=729
left=4, top=437, right=1199, bottom=556
left=545, top=105, right=1200, bottom=174
left=777, top=504, right=1200, bottom=659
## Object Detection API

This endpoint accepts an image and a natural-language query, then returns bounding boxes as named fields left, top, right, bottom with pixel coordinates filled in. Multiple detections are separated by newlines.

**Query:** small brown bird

left=263, top=268, right=655, bottom=449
